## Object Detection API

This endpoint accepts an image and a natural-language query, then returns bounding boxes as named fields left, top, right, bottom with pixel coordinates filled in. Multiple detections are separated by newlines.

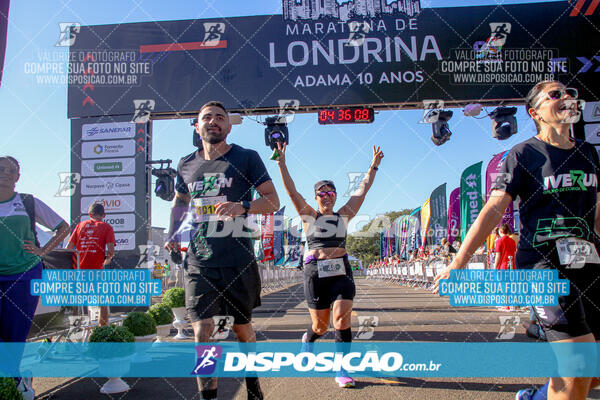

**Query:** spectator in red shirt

left=494, top=223, right=517, bottom=270
left=67, top=203, right=115, bottom=326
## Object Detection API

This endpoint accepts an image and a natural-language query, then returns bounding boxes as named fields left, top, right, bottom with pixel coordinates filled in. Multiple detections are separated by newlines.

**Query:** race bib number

left=556, top=237, right=600, bottom=268
left=317, top=257, right=346, bottom=278
left=192, top=196, right=226, bottom=222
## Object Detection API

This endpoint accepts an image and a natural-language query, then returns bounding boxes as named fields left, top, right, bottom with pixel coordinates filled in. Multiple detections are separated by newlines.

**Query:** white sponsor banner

left=81, top=157, right=135, bottom=177
left=81, top=122, right=136, bottom=141
left=115, top=232, right=136, bottom=251
left=583, top=101, right=600, bottom=123
left=81, top=213, right=136, bottom=232
left=80, top=176, right=136, bottom=195
left=584, top=123, right=600, bottom=145
left=81, top=195, right=135, bottom=214
left=82, top=139, right=135, bottom=159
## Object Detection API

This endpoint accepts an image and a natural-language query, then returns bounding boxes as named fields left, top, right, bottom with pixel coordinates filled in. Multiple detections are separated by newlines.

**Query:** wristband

left=371, top=166, right=378, bottom=171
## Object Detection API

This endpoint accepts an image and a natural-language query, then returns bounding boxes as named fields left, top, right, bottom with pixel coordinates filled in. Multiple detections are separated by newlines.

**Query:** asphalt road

left=32, top=278, right=600, bottom=400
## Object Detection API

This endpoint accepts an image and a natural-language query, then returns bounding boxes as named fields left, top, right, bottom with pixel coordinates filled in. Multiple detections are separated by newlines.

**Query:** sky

left=0, top=0, right=562, bottom=235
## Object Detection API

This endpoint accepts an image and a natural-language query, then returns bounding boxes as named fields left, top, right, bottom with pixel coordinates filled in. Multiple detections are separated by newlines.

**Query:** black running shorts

left=532, top=266, right=600, bottom=342
left=303, top=256, right=355, bottom=310
left=184, top=261, right=261, bottom=325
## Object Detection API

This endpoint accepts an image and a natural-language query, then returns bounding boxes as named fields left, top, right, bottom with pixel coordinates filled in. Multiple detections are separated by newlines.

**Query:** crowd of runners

left=1, top=81, right=599, bottom=400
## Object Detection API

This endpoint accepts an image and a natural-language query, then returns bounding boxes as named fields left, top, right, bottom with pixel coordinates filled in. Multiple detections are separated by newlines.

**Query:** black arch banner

left=67, top=2, right=599, bottom=119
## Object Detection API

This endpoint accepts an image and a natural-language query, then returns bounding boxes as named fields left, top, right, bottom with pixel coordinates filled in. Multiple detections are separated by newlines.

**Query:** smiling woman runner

left=275, top=142, right=383, bottom=388
left=434, top=81, right=600, bottom=400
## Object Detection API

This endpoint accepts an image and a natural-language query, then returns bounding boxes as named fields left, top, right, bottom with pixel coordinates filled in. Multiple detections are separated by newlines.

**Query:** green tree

left=346, top=209, right=412, bottom=266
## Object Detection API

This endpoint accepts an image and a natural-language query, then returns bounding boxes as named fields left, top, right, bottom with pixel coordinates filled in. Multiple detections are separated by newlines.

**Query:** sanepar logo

left=94, top=162, right=122, bottom=173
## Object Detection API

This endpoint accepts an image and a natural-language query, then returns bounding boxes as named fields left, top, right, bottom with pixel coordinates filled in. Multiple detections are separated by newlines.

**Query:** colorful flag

left=272, top=207, right=285, bottom=264
left=420, top=198, right=431, bottom=249
left=260, top=213, right=274, bottom=262
left=429, top=183, right=447, bottom=246
left=485, top=150, right=514, bottom=229
left=0, top=0, right=9, bottom=87
left=460, top=161, right=483, bottom=241
left=448, top=187, right=460, bottom=244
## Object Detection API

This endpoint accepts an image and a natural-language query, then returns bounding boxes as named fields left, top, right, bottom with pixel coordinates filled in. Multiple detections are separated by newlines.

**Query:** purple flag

left=0, top=0, right=9, bottom=87
left=485, top=151, right=514, bottom=229
left=448, top=187, right=460, bottom=244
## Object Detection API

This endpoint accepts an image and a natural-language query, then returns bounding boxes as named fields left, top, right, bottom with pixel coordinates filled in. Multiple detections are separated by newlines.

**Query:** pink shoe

left=335, top=375, right=355, bottom=388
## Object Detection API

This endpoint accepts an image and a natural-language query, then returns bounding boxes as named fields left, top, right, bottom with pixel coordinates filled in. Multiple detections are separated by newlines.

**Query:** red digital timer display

left=318, top=107, right=375, bottom=125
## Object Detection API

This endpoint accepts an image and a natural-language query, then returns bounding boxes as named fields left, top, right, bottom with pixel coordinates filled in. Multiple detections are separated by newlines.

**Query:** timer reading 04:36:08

left=317, top=107, right=375, bottom=125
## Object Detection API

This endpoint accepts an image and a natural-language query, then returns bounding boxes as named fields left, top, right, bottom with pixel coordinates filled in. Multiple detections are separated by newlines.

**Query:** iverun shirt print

left=492, top=137, right=600, bottom=269
left=175, top=145, right=270, bottom=270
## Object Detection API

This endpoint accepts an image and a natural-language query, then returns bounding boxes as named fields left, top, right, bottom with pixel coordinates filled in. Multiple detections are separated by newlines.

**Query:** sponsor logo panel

left=82, top=140, right=136, bottom=159
left=80, top=176, right=136, bottom=195
left=115, top=232, right=136, bottom=251
left=81, top=213, right=136, bottom=232
left=81, top=122, right=135, bottom=141
left=80, top=195, right=136, bottom=214
left=81, top=158, right=135, bottom=177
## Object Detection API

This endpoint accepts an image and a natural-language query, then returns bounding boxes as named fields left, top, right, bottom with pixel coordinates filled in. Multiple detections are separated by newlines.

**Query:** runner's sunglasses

left=316, top=191, right=336, bottom=198
left=533, top=87, right=578, bottom=108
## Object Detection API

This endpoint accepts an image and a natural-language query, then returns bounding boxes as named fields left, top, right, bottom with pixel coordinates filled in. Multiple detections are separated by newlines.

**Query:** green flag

left=460, top=162, right=483, bottom=242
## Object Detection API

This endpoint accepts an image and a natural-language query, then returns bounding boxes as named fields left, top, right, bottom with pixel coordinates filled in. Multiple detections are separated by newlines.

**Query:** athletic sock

left=335, top=328, right=352, bottom=354
left=532, top=381, right=549, bottom=400
left=201, top=388, right=217, bottom=399
left=307, top=326, right=323, bottom=342
left=246, top=377, right=263, bottom=400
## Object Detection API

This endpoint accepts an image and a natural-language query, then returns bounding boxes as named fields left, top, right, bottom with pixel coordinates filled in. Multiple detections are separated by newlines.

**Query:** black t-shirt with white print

left=491, top=137, right=600, bottom=269
left=176, top=144, right=270, bottom=270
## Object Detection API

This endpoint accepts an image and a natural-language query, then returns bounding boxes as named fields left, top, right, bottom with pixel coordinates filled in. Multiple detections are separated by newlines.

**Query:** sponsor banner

left=115, top=232, right=136, bottom=251
left=81, top=213, right=136, bottom=232
left=3, top=342, right=600, bottom=378
left=584, top=123, right=600, bottom=144
left=583, top=101, right=600, bottom=123
left=460, top=161, right=483, bottom=242
left=80, top=195, right=136, bottom=214
left=80, top=176, right=136, bottom=195
left=81, top=139, right=136, bottom=159
left=81, top=157, right=135, bottom=177
left=273, top=207, right=285, bottom=264
left=447, top=187, right=460, bottom=244
left=81, top=121, right=136, bottom=141
left=428, top=183, right=447, bottom=246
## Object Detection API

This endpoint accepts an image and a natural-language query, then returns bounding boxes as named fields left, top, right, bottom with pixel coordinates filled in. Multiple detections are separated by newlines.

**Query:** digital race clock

left=318, top=107, right=375, bottom=125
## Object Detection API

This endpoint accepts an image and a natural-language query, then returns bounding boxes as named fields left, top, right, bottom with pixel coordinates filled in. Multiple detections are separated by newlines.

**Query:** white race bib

left=316, top=257, right=346, bottom=278
left=191, top=196, right=227, bottom=222
left=556, top=237, right=600, bottom=268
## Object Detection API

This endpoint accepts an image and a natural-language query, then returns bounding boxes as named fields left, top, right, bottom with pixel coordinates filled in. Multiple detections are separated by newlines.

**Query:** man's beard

left=201, top=130, right=225, bottom=144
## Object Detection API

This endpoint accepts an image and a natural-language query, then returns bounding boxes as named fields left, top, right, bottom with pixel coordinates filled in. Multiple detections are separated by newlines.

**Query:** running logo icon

left=202, top=23, right=225, bottom=46
left=476, top=23, right=511, bottom=60
left=419, top=100, right=445, bottom=123
left=277, top=99, right=300, bottom=123
left=191, top=345, right=223, bottom=375
left=356, top=316, right=379, bottom=340
left=132, top=100, right=155, bottom=123
left=346, top=21, right=371, bottom=47
left=56, top=23, right=81, bottom=47
left=211, top=316, right=233, bottom=340
left=497, top=315, right=520, bottom=340
left=55, top=172, right=80, bottom=197
left=344, top=172, right=366, bottom=197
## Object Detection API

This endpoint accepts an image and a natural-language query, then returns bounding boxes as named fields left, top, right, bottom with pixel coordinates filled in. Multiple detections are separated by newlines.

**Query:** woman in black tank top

left=275, top=142, right=383, bottom=388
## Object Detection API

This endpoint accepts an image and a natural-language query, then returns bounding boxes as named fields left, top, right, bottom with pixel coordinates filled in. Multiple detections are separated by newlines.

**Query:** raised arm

left=338, top=146, right=384, bottom=220
left=433, top=190, right=513, bottom=293
left=275, top=142, right=317, bottom=219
